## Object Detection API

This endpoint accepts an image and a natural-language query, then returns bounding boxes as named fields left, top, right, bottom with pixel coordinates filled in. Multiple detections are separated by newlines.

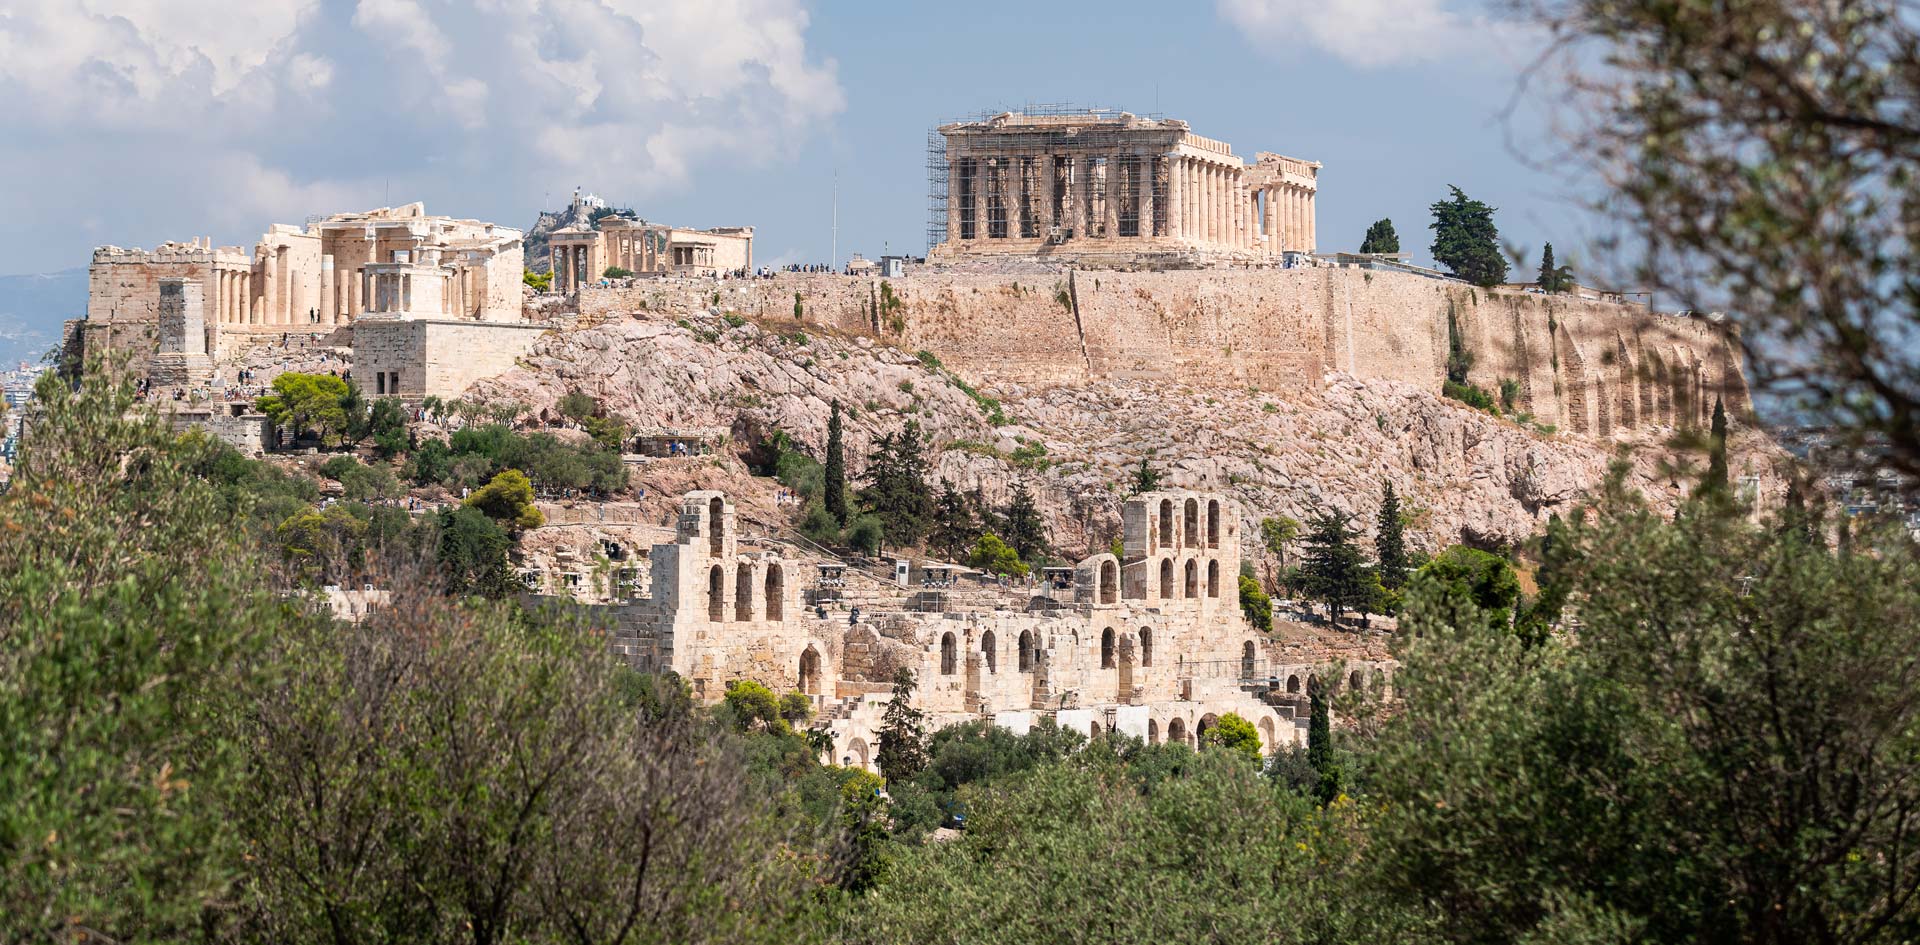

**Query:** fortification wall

left=577, top=266, right=1747, bottom=435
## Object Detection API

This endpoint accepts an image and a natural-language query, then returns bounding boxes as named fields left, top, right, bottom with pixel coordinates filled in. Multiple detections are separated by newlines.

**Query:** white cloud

left=0, top=0, right=842, bottom=270
left=1216, top=0, right=1527, bottom=68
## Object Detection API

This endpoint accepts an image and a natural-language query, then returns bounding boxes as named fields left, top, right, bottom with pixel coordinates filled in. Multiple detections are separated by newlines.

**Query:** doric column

left=946, top=158, right=960, bottom=244
left=261, top=248, right=278, bottom=326
left=1103, top=154, right=1121, bottom=239
left=1140, top=156, right=1157, bottom=238
left=1210, top=164, right=1223, bottom=246
left=1166, top=156, right=1183, bottom=239
left=1306, top=189, right=1316, bottom=251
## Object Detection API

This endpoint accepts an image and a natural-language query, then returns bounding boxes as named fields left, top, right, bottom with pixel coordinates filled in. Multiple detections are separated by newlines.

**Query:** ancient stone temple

left=544, top=190, right=755, bottom=290
left=81, top=203, right=525, bottom=363
left=927, top=108, right=1319, bottom=265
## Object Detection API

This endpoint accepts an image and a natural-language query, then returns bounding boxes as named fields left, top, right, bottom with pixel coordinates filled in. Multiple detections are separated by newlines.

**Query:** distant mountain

left=0, top=267, right=86, bottom=366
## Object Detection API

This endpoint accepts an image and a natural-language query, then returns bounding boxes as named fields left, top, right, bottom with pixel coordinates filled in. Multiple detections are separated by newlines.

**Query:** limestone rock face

left=469, top=311, right=1786, bottom=562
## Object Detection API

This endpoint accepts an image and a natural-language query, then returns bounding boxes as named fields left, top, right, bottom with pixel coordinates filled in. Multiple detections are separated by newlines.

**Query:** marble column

left=1104, top=155, right=1121, bottom=239
left=261, top=249, right=278, bottom=326
left=1306, top=190, right=1316, bottom=251
left=319, top=256, right=335, bottom=325
left=1166, top=156, right=1183, bottom=239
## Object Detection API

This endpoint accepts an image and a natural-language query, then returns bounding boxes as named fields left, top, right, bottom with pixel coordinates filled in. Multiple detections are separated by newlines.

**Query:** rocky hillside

left=469, top=307, right=1789, bottom=563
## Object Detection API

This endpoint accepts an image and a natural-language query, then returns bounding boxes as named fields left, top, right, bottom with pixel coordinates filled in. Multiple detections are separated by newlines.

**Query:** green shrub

left=603, top=266, right=633, bottom=279
left=844, top=515, right=885, bottom=555
left=967, top=533, right=1027, bottom=577
left=1443, top=379, right=1500, bottom=415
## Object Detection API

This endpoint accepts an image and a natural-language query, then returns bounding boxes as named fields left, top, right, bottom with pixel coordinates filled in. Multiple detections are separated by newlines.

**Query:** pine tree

left=859, top=420, right=933, bottom=545
left=824, top=400, right=848, bottom=525
left=1429, top=185, right=1509, bottom=287
left=1360, top=218, right=1400, bottom=254
left=1375, top=481, right=1408, bottom=590
left=874, top=667, right=928, bottom=783
left=1301, top=510, right=1370, bottom=627
left=1308, top=678, right=1337, bottom=804
left=1704, top=396, right=1730, bottom=497
left=1001, top=481, right=1047, bottom=564
left=927, top=479, right=977, bottom=561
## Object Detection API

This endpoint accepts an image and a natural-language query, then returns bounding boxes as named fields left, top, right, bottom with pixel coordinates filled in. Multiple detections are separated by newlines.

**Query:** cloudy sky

left=0, top=0, right=1594, bottom=278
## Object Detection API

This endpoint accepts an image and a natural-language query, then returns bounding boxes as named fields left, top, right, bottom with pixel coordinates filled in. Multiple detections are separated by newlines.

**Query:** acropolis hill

left=59, top=109, right=1775, bottom=760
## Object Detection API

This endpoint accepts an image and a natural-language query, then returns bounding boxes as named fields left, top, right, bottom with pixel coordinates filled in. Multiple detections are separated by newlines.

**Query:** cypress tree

left=927, top=479, right=976, bottom=561
left=874, top=668, right=928, bottom=783
left=824, top=400, right=848, bottom=525
left=1308, top=678, right=1336, bottom=804
left=1537, top=243, right=1558, bottom=291
left=1301, top=510, right=1369, bottom=626
left=1001, top=481, right=1047, bottom=564
left=1705, top=396, right=1730, bottom=496
left=1376, top=480, right=1408, bottom=590
left=859, top=420, right=933, bottom=545
left=1131, top=454, right=1162, bottom=495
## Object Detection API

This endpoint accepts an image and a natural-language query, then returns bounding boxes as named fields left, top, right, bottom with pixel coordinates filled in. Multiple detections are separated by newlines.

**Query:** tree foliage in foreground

left=1369, top=485, right=1920, bottom=944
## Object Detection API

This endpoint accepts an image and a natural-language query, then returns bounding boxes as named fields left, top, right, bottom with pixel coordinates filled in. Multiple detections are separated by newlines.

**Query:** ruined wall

left=580, top=266, right=1747, bottom=435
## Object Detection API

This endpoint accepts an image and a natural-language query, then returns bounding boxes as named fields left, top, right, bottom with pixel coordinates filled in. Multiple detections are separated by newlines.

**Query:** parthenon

left=927, top=108, right=1319, bottom=264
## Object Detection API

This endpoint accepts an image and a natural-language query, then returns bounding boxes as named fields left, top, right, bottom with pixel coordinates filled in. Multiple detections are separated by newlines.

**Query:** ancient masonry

left=73, top=202, right=547, bottom=400
left=592, top=489, right=1388, bottom=768
left=548, top=191, right=754, bottom=290
left=928, top=108, right=1319, bottom=265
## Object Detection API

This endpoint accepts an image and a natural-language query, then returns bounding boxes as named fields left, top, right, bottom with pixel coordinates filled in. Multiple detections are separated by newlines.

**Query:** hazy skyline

left=0, top=0, right=1596, bottom=281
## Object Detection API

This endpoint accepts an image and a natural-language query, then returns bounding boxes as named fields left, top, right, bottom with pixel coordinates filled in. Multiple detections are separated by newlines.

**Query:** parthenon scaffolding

left=926, top=106, right=1319, bottom=265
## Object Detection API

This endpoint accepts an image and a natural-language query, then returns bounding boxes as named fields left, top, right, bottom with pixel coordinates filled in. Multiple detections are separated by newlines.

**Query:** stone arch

left=846, top=736, right=870, bottom=769
left=1183, top=558, right=1199, bottom=598
left=1183, top=498, right=1199, bottom=548
left=940, top=632, right=957, bottom=675
left=1099, top=559, right=1118, bottom=604
left=1158, top=557, right=1174, bottom=599
left=764, top=563, right=785, bottom=621
left=1158, top=499, right=1173, bottom=548
left=980, top=630, right=997, bottom=674
left=1207, top=499, right=1221, bottom=548
left=799, top=646, right=823, bottom=696
left=1207, top=560, right=1221, bottom=598
left=1198, top=713, right=1219, bottom=741
left=1350, top=669, right=1364, bottom=692
left=707, top=565, right=725, bottom=622
left=1101, top=627, right=1116, bottom=669
left=1242, top=640, right=1257, bottom=678
left=708, top=496, right=725, bottom=555
left=1148, top=718, right=1160, bottom=745
left=1018, top=629, right=1035, bottom=672
left=1138, top=627, right=1153, bottom=668
left=1286, top=674, right=1301, bottom=694
left=1167, top=716, right=1188, bottom=746
left=1090, top=720, right=1103, bottom=738
left=1258, top=716, right=1275, bottom=750
left=734, top=562, right=753, bottom=621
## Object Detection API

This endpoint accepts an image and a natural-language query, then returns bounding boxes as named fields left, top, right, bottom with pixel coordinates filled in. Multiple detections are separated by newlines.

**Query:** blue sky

left=0, top=0, right=1599, bottom=282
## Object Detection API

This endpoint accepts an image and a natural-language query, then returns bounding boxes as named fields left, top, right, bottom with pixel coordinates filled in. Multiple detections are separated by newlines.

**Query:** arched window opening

left=940, top=632, right=957, bottom=675
left=1184, top=558, right=1198, bottom=598
left=1148, top=719, right=1160, bottom=745
left=1018, top=630, right=1034, bottom=672
left=1167, top=717, right=1188, bottom=746
left=1350, top=670, right=1365, bottom=692
left=981, top=631, right=997, bottom=674
left=799, top=647, right=822, bottom=695
left=1091, top=720, right=1103, bottom=738
left=735, top=563, right=753, bottom=621
left=1099, top=560, right=1118, bottom=604
left=1207, top=559, right=1221, bottom=598
left=1258, top=717, right=1275, bottom=749
left=707, top=566, right=725, bottom=622
left=1158, top=500, right=1173, bottom=548
left=1138, top=628, right=1153, bottom=668
left=1207, top=499, right=1220, bottom=548
left=1286, top=674, right=1301, bottom=694
left=1183, top=498, right=1199, bottom=548
left=764, top=564, right=785, bottom=621
left=1241, top=641, right=1257, bottom=678
left=1158, top=558, right=1174, bottom=599
left=847, top=736, right=870, bottom=769
left=708, top=496, right=725, bottom=555
left=1198, top=714, right=1219, bottom=741
left=1101, top=627, right=1116, bottom=669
